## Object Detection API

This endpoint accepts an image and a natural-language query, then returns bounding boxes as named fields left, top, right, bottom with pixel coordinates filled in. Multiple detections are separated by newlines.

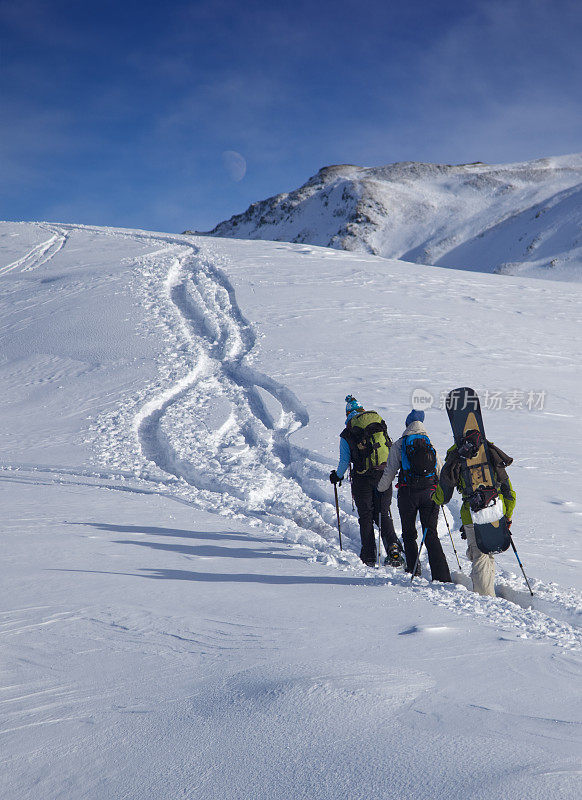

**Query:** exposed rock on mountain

left=201, top=155, right=582, bottom=280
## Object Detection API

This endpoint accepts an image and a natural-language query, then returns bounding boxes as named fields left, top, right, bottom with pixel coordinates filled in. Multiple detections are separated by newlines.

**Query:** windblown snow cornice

left=196, top=154, right=582, bottom=280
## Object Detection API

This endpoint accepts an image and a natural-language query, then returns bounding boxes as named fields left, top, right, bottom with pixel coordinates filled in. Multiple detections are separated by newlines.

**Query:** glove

left=460, top=525, right=467, bottom=540
left=505, top=516, right=512, bottom=529
left=329, top=470, right=342, bottom=485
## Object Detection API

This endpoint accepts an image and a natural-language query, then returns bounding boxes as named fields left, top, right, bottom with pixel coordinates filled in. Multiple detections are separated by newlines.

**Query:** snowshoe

left=384, top=544, right=405, bottom=568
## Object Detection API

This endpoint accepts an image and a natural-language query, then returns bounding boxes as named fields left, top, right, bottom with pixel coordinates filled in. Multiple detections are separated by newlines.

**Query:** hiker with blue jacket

left=377, top=410, right=452, bottom=582
left=330, top=396, right=402, bottom=568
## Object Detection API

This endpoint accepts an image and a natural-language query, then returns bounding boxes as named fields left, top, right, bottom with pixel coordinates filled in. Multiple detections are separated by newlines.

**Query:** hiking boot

left=405, top=562, right=422, bottom=577
left=384, top=544, right=405, bottom=568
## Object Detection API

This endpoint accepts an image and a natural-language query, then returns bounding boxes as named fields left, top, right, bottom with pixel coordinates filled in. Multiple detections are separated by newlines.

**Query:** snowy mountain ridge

left=202, top=153, right=582, bottom=281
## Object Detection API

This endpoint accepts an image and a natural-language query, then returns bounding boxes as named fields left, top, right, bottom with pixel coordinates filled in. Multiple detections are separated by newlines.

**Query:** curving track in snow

left=0, top=224, right=69, bottom=276
left=132, top=241, right=342, bottom=542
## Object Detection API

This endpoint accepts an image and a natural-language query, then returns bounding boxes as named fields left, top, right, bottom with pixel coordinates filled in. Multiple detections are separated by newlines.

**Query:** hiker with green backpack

left=330, top=396, right=403, bottom=567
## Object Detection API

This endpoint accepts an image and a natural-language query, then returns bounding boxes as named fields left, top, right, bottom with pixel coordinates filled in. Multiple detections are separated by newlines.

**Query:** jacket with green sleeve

left=433, top=443, right=516, bottom=526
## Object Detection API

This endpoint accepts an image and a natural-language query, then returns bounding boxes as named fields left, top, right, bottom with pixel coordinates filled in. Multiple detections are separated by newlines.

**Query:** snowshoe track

left=132, top=243, right=344, bottom=543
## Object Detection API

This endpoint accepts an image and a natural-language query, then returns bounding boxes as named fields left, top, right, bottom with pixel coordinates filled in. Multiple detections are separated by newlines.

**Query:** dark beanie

left=406, top=409, right=425, bottom=426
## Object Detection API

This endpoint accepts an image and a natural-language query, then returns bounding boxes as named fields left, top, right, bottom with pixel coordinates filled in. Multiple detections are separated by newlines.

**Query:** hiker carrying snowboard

left=433, top=434, right=516, bottom=596
left=329, top=396, right=402, bottom=567
left=377, top=409, right=451, bottom=582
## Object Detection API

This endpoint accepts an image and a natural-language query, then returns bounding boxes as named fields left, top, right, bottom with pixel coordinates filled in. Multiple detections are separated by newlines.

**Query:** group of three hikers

left=329, top=395, right=516, bottom=597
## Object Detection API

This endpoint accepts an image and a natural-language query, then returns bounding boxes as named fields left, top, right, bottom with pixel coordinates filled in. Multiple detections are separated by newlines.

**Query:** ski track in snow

left=9, top=222, right=582, bottom=652
left=0, top=224, right=69, bottom=276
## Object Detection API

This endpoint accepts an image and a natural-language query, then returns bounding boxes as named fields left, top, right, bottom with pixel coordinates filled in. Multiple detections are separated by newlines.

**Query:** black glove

left=505, top=516, right=512, bottom=529
left=329, top=470, right=342, bottom=485
left=460, top=525, right=467, bottom=540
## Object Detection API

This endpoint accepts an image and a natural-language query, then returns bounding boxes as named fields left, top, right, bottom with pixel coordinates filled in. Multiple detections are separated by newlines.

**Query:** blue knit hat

left=406, top=409, right=425, bottom=426
left=345, top=394, right=362, bottom=416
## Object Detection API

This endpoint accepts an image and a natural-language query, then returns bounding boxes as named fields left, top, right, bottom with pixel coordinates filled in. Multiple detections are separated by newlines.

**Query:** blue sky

left=1, top=0, right=581, bottom=232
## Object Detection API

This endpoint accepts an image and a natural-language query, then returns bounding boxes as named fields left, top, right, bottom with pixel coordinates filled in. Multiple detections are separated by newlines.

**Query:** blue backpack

left=400, top=434, right=437, bottom=489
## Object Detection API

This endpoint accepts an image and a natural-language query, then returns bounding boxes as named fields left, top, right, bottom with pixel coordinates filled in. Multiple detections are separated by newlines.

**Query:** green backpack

left=347, top=411, right=392, bottom=475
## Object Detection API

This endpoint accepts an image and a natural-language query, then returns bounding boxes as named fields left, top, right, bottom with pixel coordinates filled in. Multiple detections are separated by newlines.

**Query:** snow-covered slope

left=203, top=154, right=582, bottom=280
left=1, top=221, right=581, bottom=800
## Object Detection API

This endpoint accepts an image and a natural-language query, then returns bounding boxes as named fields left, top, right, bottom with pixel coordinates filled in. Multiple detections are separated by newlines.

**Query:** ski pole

left=373, top=488, right=381, bottom=567
left=411, top=527, right=428, bottom=583
left=508, top=534, right=533, bottom=596
left=441, top=506, right=461, bottom=570
left=377, top=510, right=381, bottom=568
left=333, top=483, right=343, bottom=551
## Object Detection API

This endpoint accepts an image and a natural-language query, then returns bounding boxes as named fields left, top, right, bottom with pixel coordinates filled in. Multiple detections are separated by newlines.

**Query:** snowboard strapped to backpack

left=345, top=411, right=392, bottom=475
left=445, top=387, right=512, bottom=554
left=399, top=434, right=437, bottom=489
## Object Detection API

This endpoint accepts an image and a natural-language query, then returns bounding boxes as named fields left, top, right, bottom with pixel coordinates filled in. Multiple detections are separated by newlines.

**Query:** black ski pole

left=333, top=483, right=343, bottom=551
left=377, top=510, right=381, bottom=568
left=508, top=533, right=533, bottom=596
left=411, top=527, right=428, bottom=583
left=441, top=506, right=461, bottom=570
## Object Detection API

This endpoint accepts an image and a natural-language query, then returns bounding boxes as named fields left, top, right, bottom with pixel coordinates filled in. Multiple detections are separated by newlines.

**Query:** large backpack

left=346, top=411, right=392, bottom=475
left=399, top=434, right=437, bottom=489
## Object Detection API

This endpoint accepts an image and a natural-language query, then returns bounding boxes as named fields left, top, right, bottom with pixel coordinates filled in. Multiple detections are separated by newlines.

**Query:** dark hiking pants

left=397, top=486, right=451, bottom=582
left=352, top=471, right=398, bottom=565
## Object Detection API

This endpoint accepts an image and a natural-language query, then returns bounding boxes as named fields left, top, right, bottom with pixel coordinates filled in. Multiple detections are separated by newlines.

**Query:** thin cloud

left=0, top=0, right=90, bottom=49
left=418, top=0, right=582, bottom=100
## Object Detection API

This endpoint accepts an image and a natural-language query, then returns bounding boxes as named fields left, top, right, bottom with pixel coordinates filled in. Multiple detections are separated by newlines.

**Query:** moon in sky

left=222, top=150, right=247, bottom=182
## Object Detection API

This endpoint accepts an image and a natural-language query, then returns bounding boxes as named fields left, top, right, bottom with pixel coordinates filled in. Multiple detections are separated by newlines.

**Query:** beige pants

left=464, top=523, right=496, bottom=597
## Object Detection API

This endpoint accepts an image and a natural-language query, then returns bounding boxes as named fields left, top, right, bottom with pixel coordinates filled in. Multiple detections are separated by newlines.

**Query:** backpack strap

left=440, top=448, right=461, bottom=493
left=487, top=440, right=513, bottom=497
left=340, top=421, right=366, bottom=473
